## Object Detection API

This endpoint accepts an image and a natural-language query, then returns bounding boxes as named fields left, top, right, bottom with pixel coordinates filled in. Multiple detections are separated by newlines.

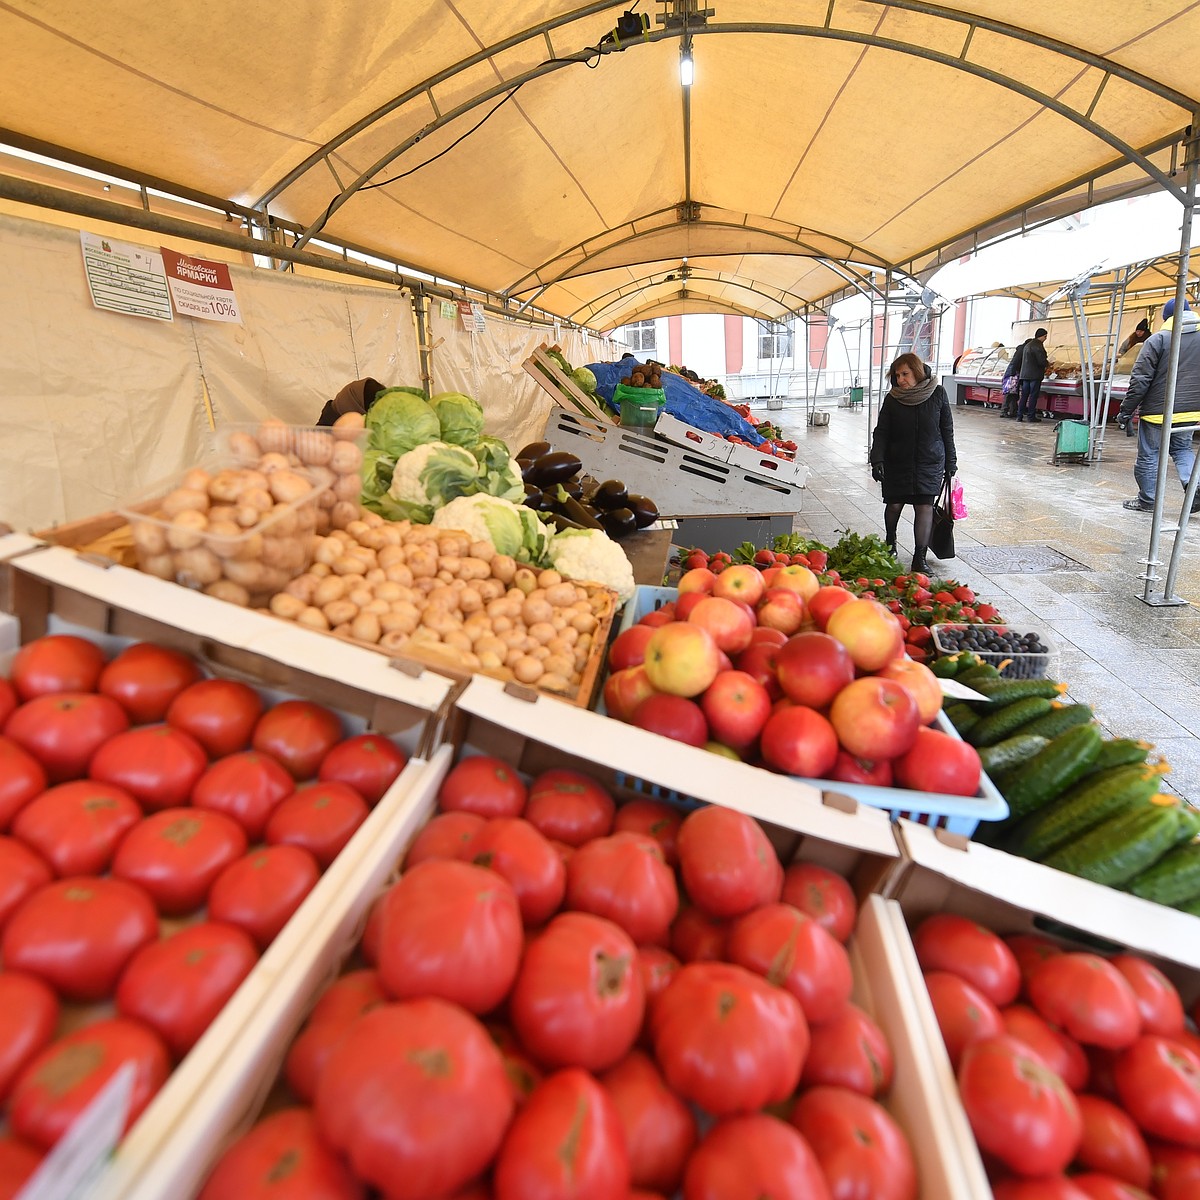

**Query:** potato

left=333, top=411, right=366, bottom=439
left=294, top=430, right=334, bottom=466
left=142, top=552, right=176, bottom=580
left=283, top=574, right=320, bottom=605
left=258, top=451, right=292, bottom=474
left=543, top=653, right=575, bottom=679
left=333, top=473, right=362, bottom=503
left=205, top=519, right=245, bottom=555
left=297, top=606, right=330, bottom=631
left=348, top=585, right=375, bottom=608
left=222, top=558, right=269, bottom=588
left=350, top=611, right=382, bottom=644
left=268, top=470, right=313, bottom=505
left=204, top=580, right=251, bottom=607
left=323, top=599, right=359, bottom=627
left=513, top=567, right=539, bottom=595
left=538, top=569, right=563, bottom=591
left=309, top=562, right=331, bottom=578
left=256, top=419, right=292, bottom=454
left=491, top=555, right=516, bottom=584
left=330, top=501, right=359, bottom=530
left=545, top=582, right=577, bottom=608
left=166, top=510, right=208, bottom=551
left=182, top=467, right=212, bottom=493
left=208, top=469, right=249, bottom=504
left=379, top=630, right=412, bottom=653
left=468, top=540, right=495, bottom=563
left=161, top=487, right=210, bottom=518
left=362, top=511, right=385, bottom=529
left=522, top=598, right=553, bottom=627
left=173, top=546, right=223, bottom=586
left=330, top=441, right=363, bottom=475
left=513, top=656, right=544, bottom=684
left=131, top=518, right=168, bottom=556
left=313, top=575, right=348, bottom=607
left=226, top=431, right=261, bottom=463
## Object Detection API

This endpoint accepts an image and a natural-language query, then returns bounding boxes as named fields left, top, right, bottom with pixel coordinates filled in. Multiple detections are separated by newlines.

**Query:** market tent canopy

left=1, top=1, right=1198, bottom=328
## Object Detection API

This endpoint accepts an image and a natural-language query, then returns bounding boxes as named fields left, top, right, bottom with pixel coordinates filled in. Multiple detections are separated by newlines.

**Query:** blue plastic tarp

left=585, top=360, right=764, bottom=443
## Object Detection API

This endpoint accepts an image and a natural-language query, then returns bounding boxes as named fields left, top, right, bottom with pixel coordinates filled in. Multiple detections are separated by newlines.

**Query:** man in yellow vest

left=1117, top=298, right=1200, bottom=513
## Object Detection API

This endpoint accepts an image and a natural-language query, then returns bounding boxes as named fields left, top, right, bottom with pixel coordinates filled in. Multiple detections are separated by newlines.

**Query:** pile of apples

left=603, top=563, right=983, bottom=796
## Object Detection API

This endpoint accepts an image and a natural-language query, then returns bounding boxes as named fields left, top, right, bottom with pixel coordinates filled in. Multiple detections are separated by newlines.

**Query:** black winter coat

left=870, top=386, right=957, bottom=499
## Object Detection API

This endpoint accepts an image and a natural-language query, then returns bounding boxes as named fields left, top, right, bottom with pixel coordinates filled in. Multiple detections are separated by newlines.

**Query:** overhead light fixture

left=679, top=35, right=694, bottom=86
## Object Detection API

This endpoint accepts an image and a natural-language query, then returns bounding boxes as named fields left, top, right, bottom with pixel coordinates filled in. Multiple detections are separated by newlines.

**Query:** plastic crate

left=614, top=585, right=1009, bottom=836
left=615, top=382, right=666, bottom=427
left=931, top=623, right=1058, bottom=680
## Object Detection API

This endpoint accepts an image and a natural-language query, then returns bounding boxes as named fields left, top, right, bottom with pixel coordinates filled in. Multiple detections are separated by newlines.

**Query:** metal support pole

left=413, top=288, right=433, bottom=397
left=1142, top=124, right=1199, bottom=605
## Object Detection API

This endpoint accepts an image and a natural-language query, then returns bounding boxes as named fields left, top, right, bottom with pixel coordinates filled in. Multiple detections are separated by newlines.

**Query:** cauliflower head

left=386, top=441, right=479, bottom=522
left=430, top=495, right=552, bottom=562
left=547, top=528, right=636, bottom=605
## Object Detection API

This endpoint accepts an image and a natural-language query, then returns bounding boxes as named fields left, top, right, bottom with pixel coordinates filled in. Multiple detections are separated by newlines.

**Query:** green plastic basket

left=614, top=382, right=666, bottom=427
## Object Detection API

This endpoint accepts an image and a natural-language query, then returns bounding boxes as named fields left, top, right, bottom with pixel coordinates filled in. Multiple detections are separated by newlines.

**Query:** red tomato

left=893, top=726, right=982, bottom=796
left=524, top=769, right=615, bottom=846
left=285, top=970, right=389, bottom=1103
left=510, top=911, right=643, bottom=1072
left=682, top=1113, right=830, bottom=1200
left=653, top=961, right=807, bottom=1116
left=166, top=678, right=263, bottom=758
left=493, top=1068, right=629, bottom=1200
left=1110, top=955, right=1185, bottom=1037
left=9, top=635, right=105, bottom=701
left=0, top=679, right=14, bottom=727
left=1074, top=1093, right=1152, bottom=1189
left=112, top=807, right=247, bottom=915
left=924, top=970, right=1005, bottom=1069
left=404, top=810, right=485, bottom=867
left=957, top=1035, right=1083, bottom=1177
left=564, top=831, right=678, bottom=945
left=97, top=643, right=201, bottom=723
left=9, top=1017, right=169, bottom=1149
left=1028, top=954, right=1142, bottom=1049
left=780, top=861, right=857, bottom=943
left=912, top=913, right=1020, bottom=1006
left=0, top=973, right=58, bottom=1106
left=637, top=945, right=681, bottom=1013
left=376, top=859, right=523, bottom=1015
left=2, top=876, right=157, bottom=1002
left=1005, top=933, right=1067, bottom=992
left=198, top=1107, right=365, bottom=1200
left=315, top=999, right=513, bottom=1199
left=1114, top=1035, right=1200, bottom=1149
left=438, top=755, right=527, bottom=818
left=991, top=1180, right=1090, bottom=1200
left=676, top=805, right=783, bottom=919
left=207, top=846, right=321, bottom=949
left=1069, top=1176, right=1153, bottom=1200
left=191, top=751, right=295, bottom=840
left=1003, top=1004, right=1090, bottom=1090
left=1149, top=1142, right=1200, bottom=1200
left=600, top=1050, right=697, bottom=1194
left=727, top=902, right=852, bottom=1025
left=470, top=817, right=566, bottom=928
left=4, top=692, right=129, bottom=783
left=88, top=725, right=207, bottom=811
left=669, top=905, right=728, bottom=963
left=263, top=781, right=369, bottom=869
left=0, top=737, right=47, bottom=831
left=791, top=1085, right=917, bottom=1200
left=802, top=1002, right=894, bottom=1096
left=0, top=1137, right=42, bottom=1197
left=613, top=799, right=683, bottom=865
left=116, top=921, right=259, bottom=1058
left=12, top=780, right=141, bottom=877
left=317, top=733, right=407, bottom=806
left=0, top=837, right=53, bottom=933
left=251, top=700, right=343, bottom=781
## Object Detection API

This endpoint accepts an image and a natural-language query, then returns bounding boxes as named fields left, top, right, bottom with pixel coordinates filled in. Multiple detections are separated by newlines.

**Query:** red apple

left=770, top=565, right=819, bottom=603
left=688, top=596, right=755, bottom=655
left=733, top=642, right=784, bottom=701
left=828, top=750, right=894, bottom=787
left=829, top=676, right=920, bottom=760
left=825, top=599, right=904, bottom=671
left=678, top=568, right=717, bottom=595
left=633, top=693, right=709, bottom=748
left=640, top=608, right=674, bottom=629
left=880, top=657, right=943, bottom=724
left=700, top=670, right=772, bottom=750
left=716, top=650, right=733, bottom=673
left=774, top=632, right=855, bottom=709
left=608, top=624, right=655, bottom=672
left=760, top=566, right=782, bottom=589
left=675, top=591, right=707, bottom=621
left=750, top=626, right=788, bottom=648
left=603, top=664, right=657, bottom=721
left=759, top=705, right=839, bottom=777
left=756, top=587, right=806, bottom=636
left=643, top=621, right=721, bottom=697
left=712, top=564, right=766, bottom=607
left=807, top=586, right=856, bottom=631
left=893, top=728, right=981, bottom=796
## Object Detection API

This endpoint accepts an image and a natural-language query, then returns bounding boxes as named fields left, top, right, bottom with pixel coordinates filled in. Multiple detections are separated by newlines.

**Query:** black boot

left=911, top=550, right=929, bottom=573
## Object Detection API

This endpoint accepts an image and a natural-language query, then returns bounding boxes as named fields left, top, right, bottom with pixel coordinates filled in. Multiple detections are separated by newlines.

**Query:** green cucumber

left=1171, top=803, right=1200, bottom=846
left=1175, top=894, right=1200, bottom=916
left=1016, top=704, right=1094, bottom=740
left=956, top=664, right=1003, bottom=687
left=1042, top=802, right=1182, bottom=886
left=978, top=733, right=1051, bottom=778
left=1128, top=840, right=1200, bottom=906
left=1088, top=738, right=1153, bottom=774
left=969, top=678, right=1069, bottom=709
left=1015, top=762, right=1168, bottom=861
left=999, top=724, right=1104, bottom=820
left=943, top=702, right=980, bottom=735
left=967, top=697, right=1054, bottom=747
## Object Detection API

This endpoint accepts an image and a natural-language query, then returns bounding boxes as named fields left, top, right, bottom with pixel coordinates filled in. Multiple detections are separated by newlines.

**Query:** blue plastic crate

left=612, top=585, right=1009, bottom=836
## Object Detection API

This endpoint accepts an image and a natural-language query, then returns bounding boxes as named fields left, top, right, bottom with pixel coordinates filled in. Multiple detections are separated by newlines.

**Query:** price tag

left=940, top=679, right=989, bottom=702
left=160, top=249, right=243, bottom=323
left=456, top=300, right=486, bottom=333
left=80, top=233, right=172, bottom=322
left=439, top=299, right=457, bottom=320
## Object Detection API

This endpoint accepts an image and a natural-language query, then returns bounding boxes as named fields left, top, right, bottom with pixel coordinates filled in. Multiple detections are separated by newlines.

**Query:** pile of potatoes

left=268, top=510, right=613, bottom=697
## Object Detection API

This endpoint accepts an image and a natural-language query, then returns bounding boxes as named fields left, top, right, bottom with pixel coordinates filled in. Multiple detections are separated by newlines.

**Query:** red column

left=873, top=314, right=886, bottom=366
left=668, top=316, right=683, bottom=367
left=808, top=320, right=829, bottom=369
left=952, top=301, right=967, bottom=360
left=724, top=315, right=743, bottom=374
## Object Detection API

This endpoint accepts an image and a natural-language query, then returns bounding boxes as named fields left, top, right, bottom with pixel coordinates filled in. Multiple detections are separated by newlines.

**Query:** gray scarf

left=889, top=374, right=937, bottom=406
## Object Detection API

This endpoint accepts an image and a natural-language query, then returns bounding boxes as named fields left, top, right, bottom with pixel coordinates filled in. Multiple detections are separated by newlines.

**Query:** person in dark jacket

left=1116, top=298, right=1200, bottom=513
left=315, top=377, right=386, bottom=427
left=1000, top=342, right=1024, bottom=419
left=1016, top=328, right=1050, bottom=422
left=869, top=353, right=958, bottom=573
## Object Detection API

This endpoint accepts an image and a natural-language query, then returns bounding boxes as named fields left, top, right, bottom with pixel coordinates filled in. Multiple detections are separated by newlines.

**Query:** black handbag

left=929, top=474, right=956, bottom=560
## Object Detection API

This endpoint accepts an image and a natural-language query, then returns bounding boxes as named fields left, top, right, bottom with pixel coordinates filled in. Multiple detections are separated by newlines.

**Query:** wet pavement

left=770, top=397, right=1200, bottom=805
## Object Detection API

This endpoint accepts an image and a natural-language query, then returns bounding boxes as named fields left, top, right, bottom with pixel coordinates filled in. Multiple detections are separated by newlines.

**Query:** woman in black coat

left=869, top=353, right=957, bottom=573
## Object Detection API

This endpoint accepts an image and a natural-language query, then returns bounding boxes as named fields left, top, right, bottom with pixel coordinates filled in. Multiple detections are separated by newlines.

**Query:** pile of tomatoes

left=199, top=755, right=918, bottom=1199
left=0, top=633, right=407, bottom=1191
left=914, top=913, right=1200, bottom=1199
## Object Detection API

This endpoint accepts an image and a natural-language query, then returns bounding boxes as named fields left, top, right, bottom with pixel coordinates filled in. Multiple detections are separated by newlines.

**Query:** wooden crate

left=521, top=343, right=611, bottom=423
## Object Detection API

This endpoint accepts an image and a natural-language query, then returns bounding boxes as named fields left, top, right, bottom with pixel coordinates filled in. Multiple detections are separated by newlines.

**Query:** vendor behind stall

left=316, top=377, right=386, bottom=426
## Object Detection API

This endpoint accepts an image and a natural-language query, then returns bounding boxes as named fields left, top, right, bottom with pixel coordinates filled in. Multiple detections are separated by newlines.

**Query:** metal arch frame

left=272, top=12, right=1196, bottom=258
left=609, top=292, right=771, bottom=325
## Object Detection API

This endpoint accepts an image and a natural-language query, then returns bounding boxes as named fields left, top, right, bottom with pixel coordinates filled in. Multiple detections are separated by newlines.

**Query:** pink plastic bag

left=950, top=476, right=968, bottom=520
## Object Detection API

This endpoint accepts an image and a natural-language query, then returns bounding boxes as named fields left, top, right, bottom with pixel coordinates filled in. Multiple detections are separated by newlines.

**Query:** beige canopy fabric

left=1, top=2, right=1197, bottom=328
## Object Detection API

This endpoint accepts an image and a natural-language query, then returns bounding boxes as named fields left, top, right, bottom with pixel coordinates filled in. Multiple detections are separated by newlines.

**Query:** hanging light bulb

left=679, top=35, right=694, bottom=86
